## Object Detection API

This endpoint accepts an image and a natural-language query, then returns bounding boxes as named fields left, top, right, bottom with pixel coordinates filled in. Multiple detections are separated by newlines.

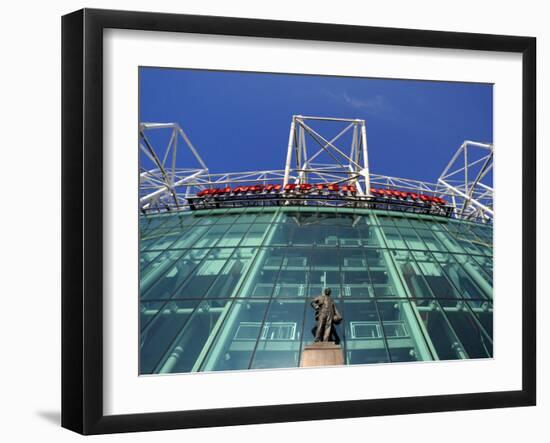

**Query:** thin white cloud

left=323, top=90, right=393, bottom=114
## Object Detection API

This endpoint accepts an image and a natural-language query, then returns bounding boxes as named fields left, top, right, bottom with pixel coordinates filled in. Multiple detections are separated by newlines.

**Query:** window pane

left=141, top=250, right=207, bottom=300
left=413, top=299, right=467, bottom=360
left=414, top=229, right=449, bottom=252
left=439, top=299, right=492, bottom=358
left=414, top=253, right=462, bottom=299
left=310, top=249, right=341, bottom=297
left=367, top=250, right=406, bottom=297
left=466, top=300, right=493, bottom=339
left=174, top=259, right=228, bottom=299
left=240, top=223, right=270, bottom=246
left=275, top=249, right=309, bottom=297
left=432, top=253, right=491, bottom=300
left=343, top=300, right=389, bottom=364
left=391, top=250, right=434, bottom=298
left=237, top=248, right=284, bottom=297
left=191, top=224, right=230, bottom=248
left=201, top=300, right=270, bottom=371
left=376, top=300, right=433, bottom=362
left=250, top=300, right=306, bottom=369
left=140, top=250, right=162, bottom=271
left=205, top=249, right=257, bottom=298
left=155, top=299, right=232, bottom=373
left=169, top=224, right=213, bottom=249
left=139, top=301, right=165, bottom=332
left=269, top=223, right=294, bottom=246
left=140, top=300, right=200, bottom=373
left=380, top=226, right=406, bottom=249
left=341, top=250, right=372, bottom=298
left=217, top=224, right=249, bottom=247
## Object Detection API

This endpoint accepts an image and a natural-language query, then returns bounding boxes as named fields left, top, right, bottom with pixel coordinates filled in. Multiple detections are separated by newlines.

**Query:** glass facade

left=139, top=207, right=493, bottom=374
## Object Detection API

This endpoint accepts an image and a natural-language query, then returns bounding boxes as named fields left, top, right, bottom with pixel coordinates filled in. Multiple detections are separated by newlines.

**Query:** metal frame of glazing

left=139, top=116, right=494, bottom=223
left=139, top=206, right=494, bottom=374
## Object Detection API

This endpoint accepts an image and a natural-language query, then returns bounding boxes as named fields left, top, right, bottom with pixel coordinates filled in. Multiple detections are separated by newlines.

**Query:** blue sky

left=139, top=67, right=493, bottom=184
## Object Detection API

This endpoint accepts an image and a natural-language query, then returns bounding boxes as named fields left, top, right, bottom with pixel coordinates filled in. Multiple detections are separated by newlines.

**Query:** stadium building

left=138, top=116, right=494, bottom=374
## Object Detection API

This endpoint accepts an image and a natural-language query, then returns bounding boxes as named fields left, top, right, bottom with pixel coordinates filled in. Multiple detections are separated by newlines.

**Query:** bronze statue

left=311, top=288, right=342, bottom=342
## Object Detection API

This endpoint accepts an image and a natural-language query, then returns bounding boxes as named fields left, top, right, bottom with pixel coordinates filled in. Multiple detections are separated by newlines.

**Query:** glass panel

left=140, top=250, right=162, bottom=271
left=412, top=299, right=468, bottom=361
left=155, top=299, right=232, bottom=373
left=397, top=227, right=427, bottom=250
left=380, top=226, right=406, bottom=249
left=160, top=213, right=197, bottom=228
left=201, top=300, right=270, bottom=371
left=217, top=223, right=249, bottom=247
left=343, top=300, right=389, bottom=364
left=168, top=224, right=213, bottom=249
left=250, top=299, right=306, bottom=369
left=205, top=249, right=257, bottom=298
left=140, top=299, right=200, bottom=374
left=234, top=212, right=258, bottom=224
left=237, top=248, right=284, bottom=297
left=288, top=223, right=319, bottom=246
left=338, top=227, right=362, bottom=247
left=275, top=249, right=309, bottom=297
left=432, top=252, right=491, bottom=300
left=141, top=250, right=208, bottom=300
left=310, top=249, right=341, bottom=297
left=194, top=213, right=222, bottom=225
left=212, top=213, right=240, bottom=224
left=390, top=250, right=434, bottom=298
left=376, top=300, right=432, bottom=362
left=314, top=225, right=341, bottom=247
left=313, top=211, right=340, bottom=226
left=139, top=215, right=170, bottom=234
left=356, top=223, right=382, bottom=247
left=174, top=259, right=228, bottom=299
left=190, top=224, right=230, bottom=249
left=140, top=228, right=182, bottom=251
left=413, top=253, right=462, bottom=299
left=466, top=300, right=493, bottom=339
left=413, top=229, right=449, bottom=252
left=469, top=255, right=494, bottom=285
left=367, top=250, right=405, bottom=297
left=253, top=210, right=277, bottom=223
left=376, top=214, right=396, bottom=226
left=341, top=249, right=372, bottom=298
left=269, top=223, right=295, bottom=246
left=139, top=301, right=165, bottom=331
left=240, top=223, right=269, bottom=246
left=442, top=225, right=488, bottom=255
left=439, top=299, right=492, bottom=358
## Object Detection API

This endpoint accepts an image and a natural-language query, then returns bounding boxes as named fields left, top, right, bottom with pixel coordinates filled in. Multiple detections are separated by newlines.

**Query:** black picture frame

left=61, top=8, right=536, bottom=435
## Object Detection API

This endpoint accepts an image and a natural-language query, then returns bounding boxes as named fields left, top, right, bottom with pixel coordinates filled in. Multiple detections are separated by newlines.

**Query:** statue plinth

left=300, top=342, right=344, bottom=368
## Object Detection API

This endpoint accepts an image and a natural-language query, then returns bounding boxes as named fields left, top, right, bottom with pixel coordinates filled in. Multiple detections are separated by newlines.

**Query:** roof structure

left=139, top=116, right=493, bottom=223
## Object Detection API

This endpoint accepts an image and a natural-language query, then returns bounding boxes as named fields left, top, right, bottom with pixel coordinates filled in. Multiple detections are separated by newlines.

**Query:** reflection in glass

left=156, top=300, right=232, bottom=373
left=250, top=299, right=306, bottom=369
left=343, top=300, right=389, bottom=364
left=439, top=299, right=492, bottom=358
left=201, top=300, right=269, bottom=371
left=140, top=299, right=200, bottom=373
left=139, top=207, right=493, bottom=374
left=413, top=299, right=467, bottom=360
left=141, top=250, right=206, bottom=300
left=376, top=300, right=432, bottom=361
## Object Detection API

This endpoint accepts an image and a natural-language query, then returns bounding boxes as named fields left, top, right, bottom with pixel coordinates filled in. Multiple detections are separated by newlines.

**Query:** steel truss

left=139, top=117, right=494, bottom=223
left=436, top=140, right=494, bottom=222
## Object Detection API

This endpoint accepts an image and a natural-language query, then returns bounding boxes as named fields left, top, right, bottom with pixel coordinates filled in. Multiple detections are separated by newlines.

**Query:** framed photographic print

left=61, top=8, right=536, bottom=435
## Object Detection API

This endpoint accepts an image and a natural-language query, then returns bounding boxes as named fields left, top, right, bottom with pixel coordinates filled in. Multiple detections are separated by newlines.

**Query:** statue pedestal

left=300, top=342, right=344, bottom=368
